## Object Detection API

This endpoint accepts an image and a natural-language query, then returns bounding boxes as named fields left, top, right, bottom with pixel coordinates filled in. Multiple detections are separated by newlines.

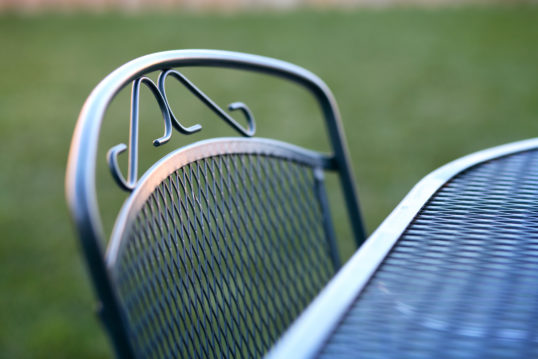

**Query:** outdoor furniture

left=268, top=139, right=538, bottom=358
left=65, top=50, right=366, bottom=358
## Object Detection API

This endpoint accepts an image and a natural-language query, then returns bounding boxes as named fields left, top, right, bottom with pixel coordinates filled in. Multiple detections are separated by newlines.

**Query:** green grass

left=1, top=6, right=537, bottom=358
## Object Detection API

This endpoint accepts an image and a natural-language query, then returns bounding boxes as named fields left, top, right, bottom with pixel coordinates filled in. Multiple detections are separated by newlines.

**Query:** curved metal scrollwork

left=107, top=69, right=256, bottom=191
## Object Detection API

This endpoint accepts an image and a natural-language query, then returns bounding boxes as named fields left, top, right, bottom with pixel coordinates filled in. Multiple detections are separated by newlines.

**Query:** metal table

left=267, top=138, right=538, bottom=359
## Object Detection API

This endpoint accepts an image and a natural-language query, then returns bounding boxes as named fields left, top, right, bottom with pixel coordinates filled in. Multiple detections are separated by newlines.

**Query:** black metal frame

left=65, top=50, right=366, bottom=357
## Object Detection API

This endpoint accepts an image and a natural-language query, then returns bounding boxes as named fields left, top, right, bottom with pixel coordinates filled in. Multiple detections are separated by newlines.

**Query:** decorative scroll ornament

left=107, top=69, right=256, bottom=191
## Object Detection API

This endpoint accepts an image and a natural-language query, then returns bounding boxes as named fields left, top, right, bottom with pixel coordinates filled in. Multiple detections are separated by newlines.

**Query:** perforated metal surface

left=111, top=153, right=337, bottom=358
left=319, top=149, right=538, bottom=358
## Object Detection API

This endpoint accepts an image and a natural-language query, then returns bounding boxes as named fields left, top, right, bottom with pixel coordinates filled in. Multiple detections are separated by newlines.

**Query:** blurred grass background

left=1, top=5, right=538, bottom=358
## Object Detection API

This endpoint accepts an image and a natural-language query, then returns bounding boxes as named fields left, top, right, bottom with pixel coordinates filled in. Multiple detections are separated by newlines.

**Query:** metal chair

left=65, top=50, right=365, bottom=358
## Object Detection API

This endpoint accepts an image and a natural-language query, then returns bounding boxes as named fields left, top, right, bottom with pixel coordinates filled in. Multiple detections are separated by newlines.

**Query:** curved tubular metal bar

left=154, top=71, right=203, bottom=136
left=109, top=68, right=254, bottom=192
left=65, top=50, right=366, bottom=357
left=108, top=76, right=203, bottom=191
left=158, top=69, right=255, bottom=137
left=265, top=137, right=538, bottom=359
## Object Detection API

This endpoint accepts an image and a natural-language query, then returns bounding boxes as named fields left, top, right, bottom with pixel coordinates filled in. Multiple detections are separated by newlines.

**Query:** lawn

left=1, top=6, right=537, bottom=358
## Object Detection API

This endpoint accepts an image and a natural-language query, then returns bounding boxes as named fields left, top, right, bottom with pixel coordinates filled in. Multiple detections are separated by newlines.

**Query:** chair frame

left=65, top=50, right=366, bottom=357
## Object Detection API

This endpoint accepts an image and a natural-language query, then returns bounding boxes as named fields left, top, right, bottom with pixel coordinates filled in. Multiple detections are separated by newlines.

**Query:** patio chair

left=65, top=50, right=366, bottom=358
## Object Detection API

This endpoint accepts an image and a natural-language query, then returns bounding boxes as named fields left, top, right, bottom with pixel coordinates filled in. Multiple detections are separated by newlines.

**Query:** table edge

left=265, top=137, right=538, bottom=359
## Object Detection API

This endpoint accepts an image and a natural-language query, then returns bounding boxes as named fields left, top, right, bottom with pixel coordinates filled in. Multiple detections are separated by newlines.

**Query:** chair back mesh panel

left=110, top=153, right=337, bottom=358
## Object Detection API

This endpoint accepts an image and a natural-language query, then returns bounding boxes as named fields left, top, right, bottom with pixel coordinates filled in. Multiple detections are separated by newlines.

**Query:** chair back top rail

left=266, top=137, right=538, bottom=359
left=65, top=50, right=365, bottom=251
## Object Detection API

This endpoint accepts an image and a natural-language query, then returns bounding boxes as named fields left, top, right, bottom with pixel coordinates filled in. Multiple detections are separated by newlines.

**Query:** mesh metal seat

left=65, top=50, right=365, bottom=358
left=267, top=139, right=538, bottom=359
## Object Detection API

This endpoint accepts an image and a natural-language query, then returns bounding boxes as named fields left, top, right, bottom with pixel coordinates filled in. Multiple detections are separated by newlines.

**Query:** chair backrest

left=66, top=50, right=365, bottom=358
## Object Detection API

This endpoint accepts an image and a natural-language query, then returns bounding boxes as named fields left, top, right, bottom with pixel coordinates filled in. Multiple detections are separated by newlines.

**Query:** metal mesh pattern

left=319, top=149, right=538, bottom=358
left=112, top=153, right=337, bottom=358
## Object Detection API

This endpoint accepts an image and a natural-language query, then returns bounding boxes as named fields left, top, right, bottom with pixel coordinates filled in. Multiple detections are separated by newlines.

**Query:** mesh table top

left=317, top=149, right=538, bottom=358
